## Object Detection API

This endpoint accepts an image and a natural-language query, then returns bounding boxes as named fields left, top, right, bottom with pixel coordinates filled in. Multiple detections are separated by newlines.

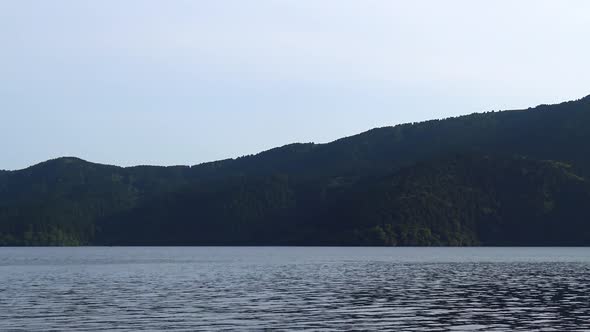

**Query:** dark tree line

left=1, top=95, right=590, bottom=246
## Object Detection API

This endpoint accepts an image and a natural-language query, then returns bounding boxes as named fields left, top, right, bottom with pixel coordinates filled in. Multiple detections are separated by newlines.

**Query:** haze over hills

left=1, top=95, right=590, bottom=246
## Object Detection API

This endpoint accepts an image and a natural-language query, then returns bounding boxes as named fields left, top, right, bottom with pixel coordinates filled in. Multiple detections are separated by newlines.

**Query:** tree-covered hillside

left=338, top=155, right=590, bottom=246
left=1, top=95, right=590, bottom=245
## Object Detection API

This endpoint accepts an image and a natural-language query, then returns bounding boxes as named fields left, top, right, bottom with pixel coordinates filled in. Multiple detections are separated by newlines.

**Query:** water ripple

left=1, top=247, right=590, bottom=331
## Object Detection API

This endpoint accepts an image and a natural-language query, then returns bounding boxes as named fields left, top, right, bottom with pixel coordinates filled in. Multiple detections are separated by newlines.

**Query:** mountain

left=1, top=95, right=590, bottom=246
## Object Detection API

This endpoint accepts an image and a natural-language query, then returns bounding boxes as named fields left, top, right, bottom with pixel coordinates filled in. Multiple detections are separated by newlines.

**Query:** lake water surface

left=1, top=247, right=589, bottom=331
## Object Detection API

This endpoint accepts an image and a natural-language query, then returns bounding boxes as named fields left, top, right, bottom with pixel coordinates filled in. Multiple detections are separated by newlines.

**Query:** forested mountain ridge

left=1, top=95, right=590, bottom=246
left=187, top=94, right=590, bottom=180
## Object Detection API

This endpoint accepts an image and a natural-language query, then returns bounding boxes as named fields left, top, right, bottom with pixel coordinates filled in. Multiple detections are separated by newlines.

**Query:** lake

left=1, top=247, right=589, bottom=331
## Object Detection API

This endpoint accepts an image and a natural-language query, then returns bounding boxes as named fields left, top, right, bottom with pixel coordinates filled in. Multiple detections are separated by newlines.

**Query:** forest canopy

left=1, top=95, right=590, bottom=246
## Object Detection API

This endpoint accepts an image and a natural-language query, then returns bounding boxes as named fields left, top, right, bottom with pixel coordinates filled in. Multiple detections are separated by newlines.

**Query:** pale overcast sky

left=1, top=0, right=589, bottom=170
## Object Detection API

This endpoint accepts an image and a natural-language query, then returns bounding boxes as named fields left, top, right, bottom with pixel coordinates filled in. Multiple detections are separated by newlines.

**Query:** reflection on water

left=1, top=247, right=589, bottom=331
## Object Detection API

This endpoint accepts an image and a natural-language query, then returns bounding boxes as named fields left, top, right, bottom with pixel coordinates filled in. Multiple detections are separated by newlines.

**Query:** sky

left=1, top=0, right=590, bottom=170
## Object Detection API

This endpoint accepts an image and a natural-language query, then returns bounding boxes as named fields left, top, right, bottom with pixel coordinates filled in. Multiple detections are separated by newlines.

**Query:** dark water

left=1, top=247, right=590, bottom=331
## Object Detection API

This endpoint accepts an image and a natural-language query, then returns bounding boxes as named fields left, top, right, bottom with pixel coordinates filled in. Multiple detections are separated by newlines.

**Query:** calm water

left=1, top=247, right=590, bottom=331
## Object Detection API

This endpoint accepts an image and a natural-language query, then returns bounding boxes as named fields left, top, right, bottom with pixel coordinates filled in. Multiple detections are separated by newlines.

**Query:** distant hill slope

left=189, top=95, right=590, bottom=179
left=1, top=95, right=590, bottom=245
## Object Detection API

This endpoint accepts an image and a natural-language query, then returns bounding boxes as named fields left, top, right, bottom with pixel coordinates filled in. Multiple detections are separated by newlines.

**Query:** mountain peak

left=41, top=156, right=89, bottom=166
left=22, top=157, right=92, bottom=172
left=53, top=157, right=87, bottom=163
